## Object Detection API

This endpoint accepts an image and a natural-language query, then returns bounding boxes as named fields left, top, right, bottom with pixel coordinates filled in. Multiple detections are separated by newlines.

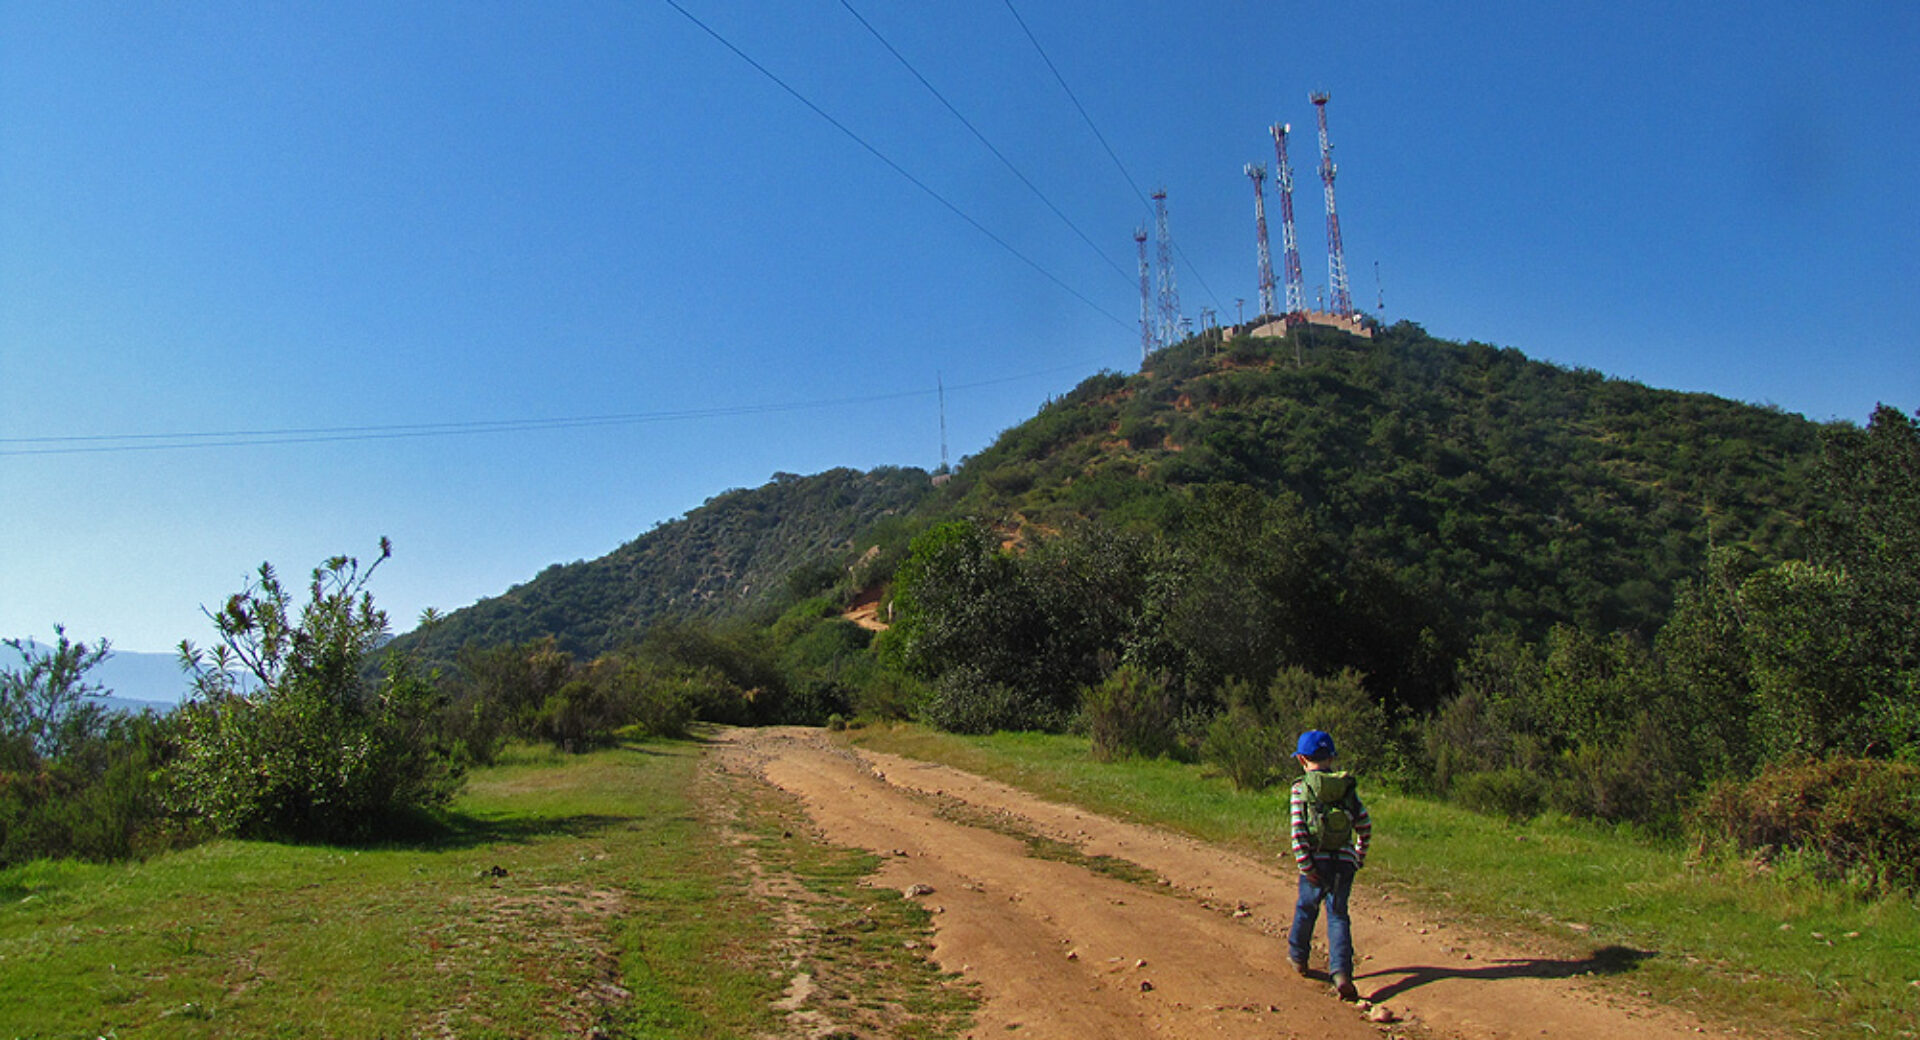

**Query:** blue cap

left=1295, top=730, right=1336, bottom=759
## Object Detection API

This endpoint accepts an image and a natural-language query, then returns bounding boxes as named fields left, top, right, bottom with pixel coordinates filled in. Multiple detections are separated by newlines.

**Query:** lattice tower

left=1270, top=122, right=1307, bottom=315
left=1310, top=92, right=1354, bottom=317
left=1134, top=227, right=1152, bottom=361
left=1152, top=189, right=1182, bottom=349
left=1245, top=163, right=1277, bottom=318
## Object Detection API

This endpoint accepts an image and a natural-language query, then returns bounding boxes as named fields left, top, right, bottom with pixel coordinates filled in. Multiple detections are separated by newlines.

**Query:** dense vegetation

left=392, top=466, right=933, bottom=663
left=6, top=322, right=1913, bottom=894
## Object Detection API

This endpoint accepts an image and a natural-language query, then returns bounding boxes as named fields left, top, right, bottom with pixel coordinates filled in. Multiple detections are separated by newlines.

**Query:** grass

left=0, top=735, right=973, bottom=1039
left=852, top=722, right=1920, bottom=1039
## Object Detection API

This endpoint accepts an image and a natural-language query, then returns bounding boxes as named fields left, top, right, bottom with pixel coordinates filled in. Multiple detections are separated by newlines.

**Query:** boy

left=1287, top=728, right=1371, bottom=1002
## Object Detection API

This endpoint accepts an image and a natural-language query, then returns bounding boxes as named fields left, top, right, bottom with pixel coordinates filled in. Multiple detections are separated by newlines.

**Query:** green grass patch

left=0, top=735, right=973, bottom=1039
left=853, top=723, right=1920, bottom=1038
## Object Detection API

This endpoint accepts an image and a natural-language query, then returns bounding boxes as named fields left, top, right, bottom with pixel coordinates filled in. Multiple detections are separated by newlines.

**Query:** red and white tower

left=1152, top=189, right=1182, bottom=349
left=1245, top=164, right=1277, bottom=318
left=1134, top=227, right=1152, bottom=361
left=1310, top=92, right=1354, bottom=318
left=1270, top=122, right=1307, bottom=316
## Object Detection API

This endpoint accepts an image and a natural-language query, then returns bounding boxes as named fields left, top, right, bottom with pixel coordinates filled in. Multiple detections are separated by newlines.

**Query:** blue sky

left=3, top=1, right=1915, bottom=656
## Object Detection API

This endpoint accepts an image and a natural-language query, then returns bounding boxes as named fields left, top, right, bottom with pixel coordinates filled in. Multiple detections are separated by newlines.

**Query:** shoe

left=1332, top=974, right=1359, bottom=1002
left=1288, top=956, right=1309, bottom=977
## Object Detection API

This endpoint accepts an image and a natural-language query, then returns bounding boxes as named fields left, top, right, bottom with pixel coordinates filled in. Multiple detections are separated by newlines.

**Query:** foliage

left=1, top=630, right=182, bottom=867
left=0, top=711, right=179, bottom=867
left=1081, top=666, right=1179, bottom=761
left=170, top=542, right=463, bottom=842
left=1693, top=755, right=1920, bottom=894
left=1, top=626, right=113, bottom=765
left=1199, top=700, right=1285, bottom=791
left=388, top=467, right=934, bottom=665
left=1450, top=767, right=1545, bottom=822
left=438, top=637, right=575, bottom=763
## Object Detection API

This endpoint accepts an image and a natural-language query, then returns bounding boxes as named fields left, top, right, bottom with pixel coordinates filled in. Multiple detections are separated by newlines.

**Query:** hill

left=405, top=321, right=1824, bottom=674
left=937, top=320, right=1820, bottom=640
left=400, top=466, right=934, bottom=661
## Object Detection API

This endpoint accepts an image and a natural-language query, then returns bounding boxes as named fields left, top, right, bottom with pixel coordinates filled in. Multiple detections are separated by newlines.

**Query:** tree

left=2, top=625, right=113, bottom=766
left=170, top=540, right=462, bottom=841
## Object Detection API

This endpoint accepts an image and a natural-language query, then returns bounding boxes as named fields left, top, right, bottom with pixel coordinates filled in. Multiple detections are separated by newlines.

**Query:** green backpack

left=1299, top=770, right=1359, bottom=853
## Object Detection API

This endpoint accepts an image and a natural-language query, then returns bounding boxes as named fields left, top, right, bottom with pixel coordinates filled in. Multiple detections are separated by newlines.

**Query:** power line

left=836, top=0, right=1133, bottom=290
left=659, top=0, right=1129, bottom=331
left=0, top=358, right=1119, bottom=458
left=999, top=0, right=1223, bottom=314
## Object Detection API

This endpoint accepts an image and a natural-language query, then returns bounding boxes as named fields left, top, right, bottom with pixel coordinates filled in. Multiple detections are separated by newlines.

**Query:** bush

left=629, top=674, right=696, bottom=739
left=534, top=678, right=624, bottom=753
left=925, top=666, right=1059, bottom=735
left=170, top=657, right=460, bottom=841
left=1083, top=667, right=1179, bottom=761
left=0, top=714, right=181, bottom=866
left=170, top=545, right=464, bottom=842
left=1551, top=715, right=1693, bottom=827
left=1264, top=667, right=1393, bottom=777
left=1453, top=768, right=1546, bottom=822
left=852, top=671, right=926, bottom=722
left=1692, top=755, right=1920, bottom=893
left=1199, top=702, right=1286, bottom=790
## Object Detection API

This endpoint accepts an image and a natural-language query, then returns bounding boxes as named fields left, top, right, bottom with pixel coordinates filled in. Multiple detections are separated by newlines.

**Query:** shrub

left=1453, top=768, right=1546, bottom=822
left=1551, top=715, right=1693, bottom=827
left=170, top=544, right=464, bottom=842
left=0, top=714, right=181, bottom=866
left=1083, top=667, right=1179, bottom=761
left=534, top=678, right=624, bottom=753
left=852, top=671, right=925, bottom=722
left=1199, top=703, right=1286, bottom=790
left=1692, top=755, right=1920, bottom=893
left=1264, top=667, right=1393, bottom=777
left=925, top=666, right=1058, bottom=735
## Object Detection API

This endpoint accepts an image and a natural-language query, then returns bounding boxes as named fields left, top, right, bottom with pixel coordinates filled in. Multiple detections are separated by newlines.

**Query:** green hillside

left=938, top=320, right=1820, bottom=642
left=412, top=321, right=1823, bottom=670
left=403, top=466, right=933, bottom=661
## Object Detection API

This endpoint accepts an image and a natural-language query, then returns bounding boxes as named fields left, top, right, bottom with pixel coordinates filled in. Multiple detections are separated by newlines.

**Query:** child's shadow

left=1360, top=945, right=1655, bottom=1002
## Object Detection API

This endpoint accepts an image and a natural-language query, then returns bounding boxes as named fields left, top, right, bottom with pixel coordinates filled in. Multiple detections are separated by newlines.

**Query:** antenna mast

left=1310, top=92, right=1354, bottom=318
left=1270, top=122, right=1307, bottom=316
left=937, top=373, right=949, bottom=474
left=1245, top=163, right=1277, bottom=318
left=1134, top=227, right=1152, bottom=361
left=1152, top=188, right=1182, bottom=349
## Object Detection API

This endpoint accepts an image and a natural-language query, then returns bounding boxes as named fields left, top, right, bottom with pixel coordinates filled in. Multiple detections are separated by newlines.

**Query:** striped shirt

left=1290, top=770, right=1371, bottom=871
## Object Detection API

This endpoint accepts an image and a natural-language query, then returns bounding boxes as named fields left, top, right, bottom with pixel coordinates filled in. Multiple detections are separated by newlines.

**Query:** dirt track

left=714, top=726, right=1736, bottom=1040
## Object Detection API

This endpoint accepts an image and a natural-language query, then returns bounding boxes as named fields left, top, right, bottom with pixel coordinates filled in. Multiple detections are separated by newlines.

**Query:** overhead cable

left=660, top=0, right=1129, bottom=331
left=836, top=0, right=1133, bottom=289
left=1000, top=0, right=1225, bottom=312
left=0, top=358, right=1117, bottom=457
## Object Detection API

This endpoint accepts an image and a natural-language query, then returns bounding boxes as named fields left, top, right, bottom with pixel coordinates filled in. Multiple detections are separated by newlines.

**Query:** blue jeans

left=1288, top=856, right=1357, bottom=978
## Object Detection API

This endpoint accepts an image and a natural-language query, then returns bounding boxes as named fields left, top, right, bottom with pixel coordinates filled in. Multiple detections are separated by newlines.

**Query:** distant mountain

left=8, top=643, right=186, bottom=706
left=395, top=466, right=934, bottom=662
left=92, top=648, right=188, bottom=705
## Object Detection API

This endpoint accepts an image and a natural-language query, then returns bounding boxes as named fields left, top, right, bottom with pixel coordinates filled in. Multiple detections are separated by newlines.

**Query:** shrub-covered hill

left=397, top=466, right=933, bottom=661
left=402, top=320, right=1825, bottom=673
left=932, top=320, right=1822, bottom=642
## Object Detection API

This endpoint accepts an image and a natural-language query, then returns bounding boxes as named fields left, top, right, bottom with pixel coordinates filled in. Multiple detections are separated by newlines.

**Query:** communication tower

left=1310, top=92, right=1354, bottom=318
left=937, top=373, right=950, bottom=475
left=1269, top=122, right=1307, bottom=316
left=1152, top=189, right=1182, bottom=349
left=1134, top=227, right=1152, bottom=361
left=1245, top=163, right=1277, bottom=318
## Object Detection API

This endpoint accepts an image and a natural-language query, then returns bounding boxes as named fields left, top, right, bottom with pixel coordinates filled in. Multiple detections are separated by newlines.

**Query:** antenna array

left=1245, top=163, right=1277, bottom=318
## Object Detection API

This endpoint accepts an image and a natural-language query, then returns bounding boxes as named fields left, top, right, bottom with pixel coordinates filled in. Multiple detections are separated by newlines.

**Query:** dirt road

left=714, top=726, right=1733, bottom=1040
